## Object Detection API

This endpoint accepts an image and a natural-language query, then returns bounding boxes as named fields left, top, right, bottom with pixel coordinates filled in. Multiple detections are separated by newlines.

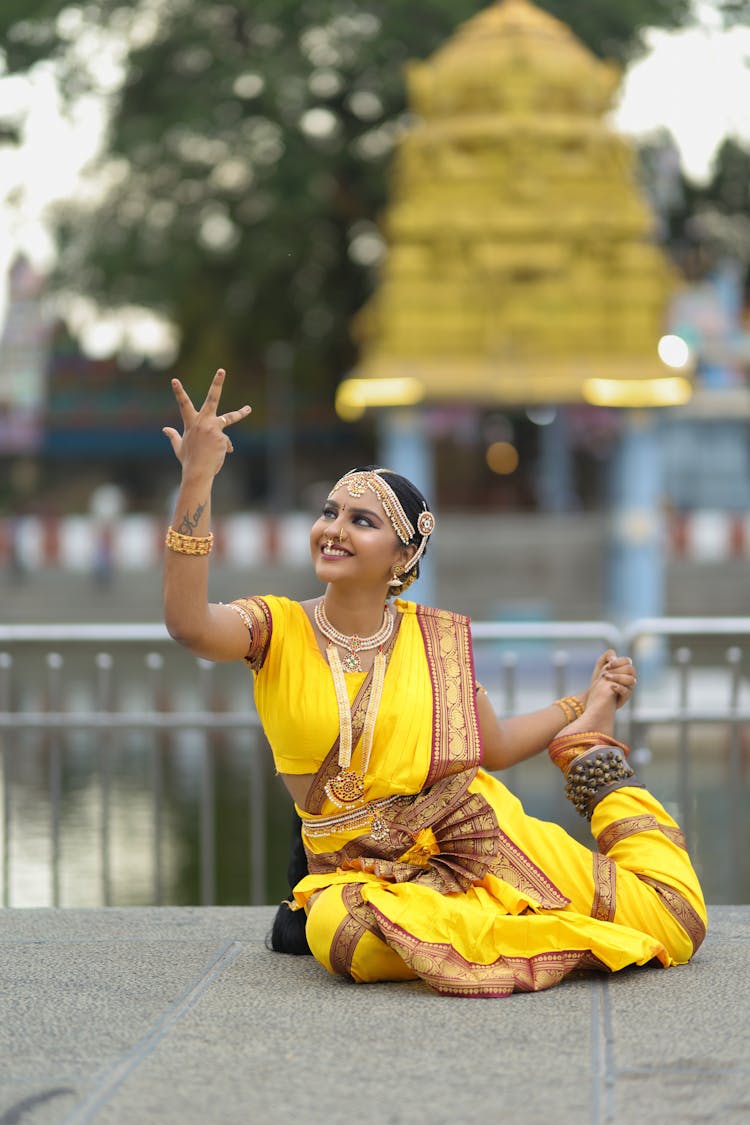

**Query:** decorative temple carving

left=348, top=0, right=680, bottom=406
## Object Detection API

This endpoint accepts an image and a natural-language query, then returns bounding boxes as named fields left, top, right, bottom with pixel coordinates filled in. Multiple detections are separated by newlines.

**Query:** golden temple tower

left=339, top=0, right=688, bottom=416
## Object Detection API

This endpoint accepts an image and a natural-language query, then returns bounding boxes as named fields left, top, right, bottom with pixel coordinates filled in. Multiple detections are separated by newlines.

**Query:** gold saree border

left=369, top=906, right=608, bottom=997
left=636, top=874, right=707, bottom=956
left=596, top=815, right=687, bottom=856
left=591, top=852, right=617, bottom=922
left=415, top=604, right=482, bottom=787
left=231, top=596, right=273, bottom=672
left=329, top=884, right=380, bottom=978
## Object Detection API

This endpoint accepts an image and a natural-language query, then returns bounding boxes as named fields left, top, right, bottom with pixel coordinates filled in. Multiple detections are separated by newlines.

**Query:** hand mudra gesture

left=162, top=368, right=252, bottom=478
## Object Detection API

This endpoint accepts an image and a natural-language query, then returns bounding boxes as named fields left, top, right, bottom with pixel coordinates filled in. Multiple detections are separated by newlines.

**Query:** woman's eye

left=354, top=515, right=373, bottom=527
left=322, top=507, right=336, bottom=519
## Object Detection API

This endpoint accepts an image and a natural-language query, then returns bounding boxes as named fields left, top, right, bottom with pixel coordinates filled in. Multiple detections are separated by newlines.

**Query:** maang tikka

left=329, top=469, right=435, bottom=577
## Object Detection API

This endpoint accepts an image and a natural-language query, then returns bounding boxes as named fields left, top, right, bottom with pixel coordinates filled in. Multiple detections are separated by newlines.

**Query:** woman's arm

left=162, top=369, right=254, bottom=662
left=478, top=650, right=636, bottom=771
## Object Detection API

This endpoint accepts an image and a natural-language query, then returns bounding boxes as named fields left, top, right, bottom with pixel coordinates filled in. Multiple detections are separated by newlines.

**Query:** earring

left=388, top=566, right=403, bottom=588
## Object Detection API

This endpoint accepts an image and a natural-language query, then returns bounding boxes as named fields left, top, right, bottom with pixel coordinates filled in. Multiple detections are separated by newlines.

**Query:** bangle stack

left=165, top=527, right=214, bottom=556
left=553, top=695, right=584, bottom=724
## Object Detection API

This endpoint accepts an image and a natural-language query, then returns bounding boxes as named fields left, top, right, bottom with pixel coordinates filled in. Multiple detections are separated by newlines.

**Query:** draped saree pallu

left=243, top=596, right=707, bottom=998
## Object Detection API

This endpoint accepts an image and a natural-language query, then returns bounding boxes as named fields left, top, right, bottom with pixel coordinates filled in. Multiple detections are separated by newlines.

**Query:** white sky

left=610, top=17, right=750, bottom=181
left=1, top=5, right=750, bottom=338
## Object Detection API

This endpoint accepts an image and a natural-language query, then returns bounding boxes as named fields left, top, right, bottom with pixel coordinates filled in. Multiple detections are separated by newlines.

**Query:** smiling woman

left=159, top=369, right=707, bottom=998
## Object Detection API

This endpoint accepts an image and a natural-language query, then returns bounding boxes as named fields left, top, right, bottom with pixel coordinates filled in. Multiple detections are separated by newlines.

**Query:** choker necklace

left=314, top=601, right=393, bottom=673
left=323, top=642, right=387, bottom=807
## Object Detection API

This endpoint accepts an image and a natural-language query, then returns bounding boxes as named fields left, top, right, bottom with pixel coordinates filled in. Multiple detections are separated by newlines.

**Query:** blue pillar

left=377, top=407, right=436, bottom=606
left=607, top=408, right=665, bottom=643
left=536, top=407, right=577, bottom=512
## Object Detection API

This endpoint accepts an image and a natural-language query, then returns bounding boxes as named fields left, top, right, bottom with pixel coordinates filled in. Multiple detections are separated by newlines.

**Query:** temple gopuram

left=339, top=0, right=687, bottom=416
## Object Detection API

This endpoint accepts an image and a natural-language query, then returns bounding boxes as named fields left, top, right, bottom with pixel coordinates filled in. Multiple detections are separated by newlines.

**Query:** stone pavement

left=2, top=906, right=748, bottom=1124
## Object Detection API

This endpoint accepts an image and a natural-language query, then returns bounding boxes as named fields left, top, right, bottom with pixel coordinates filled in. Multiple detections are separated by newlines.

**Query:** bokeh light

left=657, top=334, right=691, bottom=368
left=486, top=441, right=519, bottom=475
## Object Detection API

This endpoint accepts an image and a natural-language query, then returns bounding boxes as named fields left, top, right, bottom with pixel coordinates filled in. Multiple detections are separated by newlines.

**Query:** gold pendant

left=325, top=768, right=365, bottom=806
left=342, top=651, right=362, bottom=673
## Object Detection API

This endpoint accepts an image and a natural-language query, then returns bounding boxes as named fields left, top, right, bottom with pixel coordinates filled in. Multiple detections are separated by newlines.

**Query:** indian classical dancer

left=163, top=369, right=706, bottom=997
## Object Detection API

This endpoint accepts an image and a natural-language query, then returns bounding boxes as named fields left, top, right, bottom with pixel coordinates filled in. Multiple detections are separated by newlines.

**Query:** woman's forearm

left=486, top=700, right=583, bottom=770
left=163, top=476, right=215, bottom=644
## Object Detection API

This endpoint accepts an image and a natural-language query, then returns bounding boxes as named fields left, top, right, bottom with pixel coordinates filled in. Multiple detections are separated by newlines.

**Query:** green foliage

left=0, top=0, right=706, bottom=412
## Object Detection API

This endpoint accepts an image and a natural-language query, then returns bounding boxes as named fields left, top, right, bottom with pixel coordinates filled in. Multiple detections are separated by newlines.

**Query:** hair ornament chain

left=330, top=468, right=434, bottom=576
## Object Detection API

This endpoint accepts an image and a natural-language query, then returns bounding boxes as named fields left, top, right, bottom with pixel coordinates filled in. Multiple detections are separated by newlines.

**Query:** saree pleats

left=298, top=773, right=705, bottom=997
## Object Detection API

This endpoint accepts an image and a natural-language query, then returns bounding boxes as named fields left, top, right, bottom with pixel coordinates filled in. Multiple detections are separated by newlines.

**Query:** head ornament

left=329, top=468, right=434, bottom=576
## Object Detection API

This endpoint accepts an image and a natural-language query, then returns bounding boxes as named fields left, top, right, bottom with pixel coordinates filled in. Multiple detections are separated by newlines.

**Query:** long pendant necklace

left=314, top=601, right=393, bottom=673
left=323, top=643, right=388, bottom=808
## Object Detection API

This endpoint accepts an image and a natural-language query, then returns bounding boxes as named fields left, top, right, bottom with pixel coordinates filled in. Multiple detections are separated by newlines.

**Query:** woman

left=163, top=369, right=706, bottom=997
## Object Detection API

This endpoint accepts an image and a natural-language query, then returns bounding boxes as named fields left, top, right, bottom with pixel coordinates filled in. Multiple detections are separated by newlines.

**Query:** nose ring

left=338, top=527, right=346, bottom=543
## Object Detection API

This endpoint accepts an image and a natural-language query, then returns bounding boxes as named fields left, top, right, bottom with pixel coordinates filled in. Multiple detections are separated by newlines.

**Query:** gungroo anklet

left=548, top=732, right=641, bottom=820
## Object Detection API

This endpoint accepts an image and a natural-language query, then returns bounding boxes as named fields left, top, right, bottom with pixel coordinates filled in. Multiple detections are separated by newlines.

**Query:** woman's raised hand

left=162, top=368, right=252, bottom=479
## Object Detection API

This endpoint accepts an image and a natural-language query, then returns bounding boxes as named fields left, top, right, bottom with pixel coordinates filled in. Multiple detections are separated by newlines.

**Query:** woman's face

left=309, top=485, right=409, bottom=589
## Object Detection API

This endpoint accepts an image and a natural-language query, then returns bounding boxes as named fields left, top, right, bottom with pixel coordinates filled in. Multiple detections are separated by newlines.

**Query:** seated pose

left=163, top=370, right=706, bottom=998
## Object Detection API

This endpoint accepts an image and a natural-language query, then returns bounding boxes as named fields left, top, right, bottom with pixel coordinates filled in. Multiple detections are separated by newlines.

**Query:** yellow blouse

left=249, top=596, right=435, bottom=799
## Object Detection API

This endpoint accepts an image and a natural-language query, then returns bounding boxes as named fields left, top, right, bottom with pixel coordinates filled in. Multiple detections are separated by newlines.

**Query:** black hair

left=266, top=812, right=312, bottom=955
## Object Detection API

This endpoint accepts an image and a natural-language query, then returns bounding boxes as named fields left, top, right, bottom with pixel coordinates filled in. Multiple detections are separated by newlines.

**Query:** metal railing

left=1, top=618, right=748, bottom=907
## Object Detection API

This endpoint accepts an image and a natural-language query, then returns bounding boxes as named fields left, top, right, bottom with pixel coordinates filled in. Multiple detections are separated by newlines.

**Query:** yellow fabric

left=252, top=596, right=433, bottom=793
left=251, top=595, right=707, bottom=996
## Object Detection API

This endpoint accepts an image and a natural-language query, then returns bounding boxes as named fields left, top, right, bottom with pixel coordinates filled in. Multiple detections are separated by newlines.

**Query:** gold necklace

left=323, top=642, right=387, bottom=808
left=314, top=601, right=393, bottom=673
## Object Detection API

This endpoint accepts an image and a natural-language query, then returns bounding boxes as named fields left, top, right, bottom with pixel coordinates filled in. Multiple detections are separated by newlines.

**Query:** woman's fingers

left=590, top=649, right=615, bottom=686
left=218, top=404, right=252, bottom=429
left=199, top=369, right=252, bottom=428
left=603, top=657, right=637, bottom=709
left=171, top=378, right=198, bottom=423
left=169, top=370, right=251, bottom=471
left=201, top=367, right=227, bottom=414
left=604, top=656, right=636, bottom=680
left=162, top=426, right=182, bottom=457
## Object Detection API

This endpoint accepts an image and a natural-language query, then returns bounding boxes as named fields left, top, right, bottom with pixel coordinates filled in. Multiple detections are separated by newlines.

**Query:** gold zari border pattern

left=230, top=596, right=272, bottom=671
left=636, top=874, right=707, bottom=955
left=591, top=852, right=617, bottom=922
left=596, top=815, right=687, bottom=856
left=416, top=605, right=482, bottom=786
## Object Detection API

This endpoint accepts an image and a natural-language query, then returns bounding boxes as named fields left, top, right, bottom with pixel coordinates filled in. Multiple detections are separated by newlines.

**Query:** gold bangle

left=165, top=526, right=214, bottom=556
left=554, top=695, right=584, bottom=723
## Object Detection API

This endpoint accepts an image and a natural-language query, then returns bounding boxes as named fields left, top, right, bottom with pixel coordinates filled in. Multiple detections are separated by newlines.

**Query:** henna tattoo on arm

left=176, top=501, right=207, bottom=536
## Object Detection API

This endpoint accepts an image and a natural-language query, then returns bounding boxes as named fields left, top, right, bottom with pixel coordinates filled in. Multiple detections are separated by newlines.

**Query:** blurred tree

left=672, top=138, right=750, bottom=281
left=0, top=0, right=707, bottom=412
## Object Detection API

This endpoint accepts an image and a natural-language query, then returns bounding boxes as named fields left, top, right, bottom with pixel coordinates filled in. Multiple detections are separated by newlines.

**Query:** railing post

left=675, top=646, right=693, bottom=852
left=46, top=653, right=64, bottom=907
left=96, top=652, right=115, bottom=906
left=726, top=645, right=744, bottom=902
left=146, top=652, right=166, bottom=906
left=1, top=652, right=12, bottom=908
left=248, top=738, right=267, bottom=906
left=198, top=659, right=216, bottom=906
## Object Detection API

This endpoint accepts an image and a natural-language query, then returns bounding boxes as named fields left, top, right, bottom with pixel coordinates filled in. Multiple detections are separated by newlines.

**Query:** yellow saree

left=238, top=595, right=707, bottom=998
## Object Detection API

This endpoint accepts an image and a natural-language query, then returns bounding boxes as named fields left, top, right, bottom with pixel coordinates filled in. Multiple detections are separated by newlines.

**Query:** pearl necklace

left=322, top=642, right=387, bottom=808
left=314, top=601, right=393, bottom=673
